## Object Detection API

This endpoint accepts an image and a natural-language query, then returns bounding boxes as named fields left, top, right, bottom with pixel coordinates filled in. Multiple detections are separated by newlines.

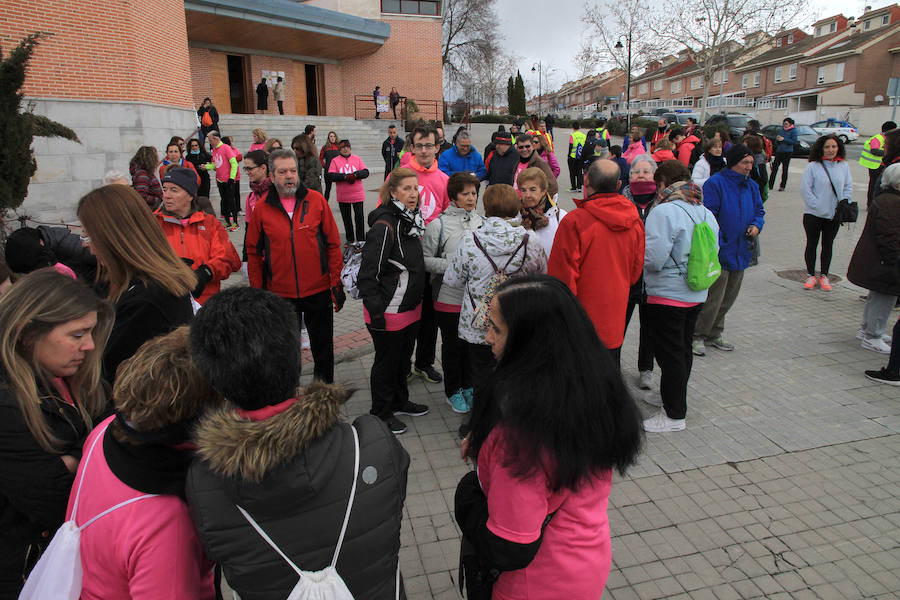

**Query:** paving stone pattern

left=224, top=125, right=899, bottom=598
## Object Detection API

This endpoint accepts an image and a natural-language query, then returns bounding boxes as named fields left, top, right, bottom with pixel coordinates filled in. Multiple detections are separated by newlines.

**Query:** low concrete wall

left=22, top=98, right=197, bottom=223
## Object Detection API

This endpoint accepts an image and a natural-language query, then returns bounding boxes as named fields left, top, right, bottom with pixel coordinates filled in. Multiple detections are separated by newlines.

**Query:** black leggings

left=216, top=180, right=239, bottom=225
left=769, top=152, right=792, bottom=189
left=802, top=213, right=840, bottom=276
left=339, top=202, right=365, bottom=243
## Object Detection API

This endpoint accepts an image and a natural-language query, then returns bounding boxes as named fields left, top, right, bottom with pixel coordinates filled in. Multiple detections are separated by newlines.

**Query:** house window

left=865, top=19, right=871, bottom=30
left=629, top=86, right=636, bottom=96
left=774, top=98, right=788, bottom=109
left=381, top=0, right=441, bottom=15
left=777, top=37, right=783, bottom=47
left=757, top=99, right=772, bottom=109
left=830, top=22, right=836, bottom=32
left=788, top=33, right=794, bottom=44
left=817, top=66, right=825, bottom=84
left=883, top=15, right=890, bottom=25
left=789, top=63, right=797, bottom=80
left=691, top=76, right=703, bottom=90
left=638, top=82, right=648, bottom=94
left=835, top=62, right=845, bottom=82
left=753, top=71, right=760, bottom=87
left=774, top=66, right=783, bottom=83
left=671, top=80, right=682, bottom=93
left=742, top=74, right=749, bottom=89
left=817, top=26, right=824, bottom=36
left=713, top=71, right=720, bottom=85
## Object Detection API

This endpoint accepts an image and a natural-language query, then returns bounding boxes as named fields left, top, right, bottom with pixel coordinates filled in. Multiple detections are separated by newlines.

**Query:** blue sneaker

left=447, top=391, right=469, bottom=414
left=462, top=388, right=474, bottom=411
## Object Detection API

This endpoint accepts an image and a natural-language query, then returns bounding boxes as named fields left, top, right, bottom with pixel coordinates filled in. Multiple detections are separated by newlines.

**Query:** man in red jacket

left=548, top=159, right=645, bottom=364
left=246, top=149, right=345, bottom=383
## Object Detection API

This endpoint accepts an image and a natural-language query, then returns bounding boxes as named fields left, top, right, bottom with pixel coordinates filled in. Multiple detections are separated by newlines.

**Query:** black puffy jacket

left=186, top=383, right=409, bottom=600
left=358, top=203, right=426, bottom=322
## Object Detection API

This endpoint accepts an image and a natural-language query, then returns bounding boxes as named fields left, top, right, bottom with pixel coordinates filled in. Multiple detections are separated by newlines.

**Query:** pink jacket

left=622, top=141, right=649, bottom=164
left=328, top=154, right=367, bottom=203
left=409, top=157, right=449, bottom=224
left=211, top=141, right=238, bottom=183
left=539, top=150, right=560, bottom=178
left=66, top=417, right=215, bottom=600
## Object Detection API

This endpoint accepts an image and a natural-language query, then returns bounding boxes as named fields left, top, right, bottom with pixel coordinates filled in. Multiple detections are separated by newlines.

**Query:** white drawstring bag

left=236, top=425, right=361, bottom=600
left=19, top=424, right=156, bottom=600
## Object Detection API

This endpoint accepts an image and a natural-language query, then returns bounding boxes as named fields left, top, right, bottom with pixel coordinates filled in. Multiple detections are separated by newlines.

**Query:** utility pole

left=615, top=33, right=632, bottom=130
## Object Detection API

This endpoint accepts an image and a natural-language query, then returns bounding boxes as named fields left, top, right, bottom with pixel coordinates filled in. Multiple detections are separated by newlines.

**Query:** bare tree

left=582, top=0, right=658, bottom=76
left=442, top=0, right=501, bottom=87
left=470, top=51, right=519, bottom=112
left=572, top=40, right=600, bottom=81
left=648, top=0, right=807, bottom=120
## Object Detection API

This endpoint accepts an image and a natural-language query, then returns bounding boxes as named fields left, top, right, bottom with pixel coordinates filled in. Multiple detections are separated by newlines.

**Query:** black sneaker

left=864, top=368, right=900, bottom=386
left=413, top=365, right=443, bottom=384
left=385, top=416, right=407, bottom=434
left=393, top=401, right=430, bottom=417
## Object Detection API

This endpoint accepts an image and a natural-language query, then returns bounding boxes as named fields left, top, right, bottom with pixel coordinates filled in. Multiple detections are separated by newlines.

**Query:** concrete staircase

left=216, top=114, right=404, bottom=176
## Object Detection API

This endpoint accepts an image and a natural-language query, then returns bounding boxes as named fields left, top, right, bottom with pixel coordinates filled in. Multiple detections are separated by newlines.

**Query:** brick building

left=1, top=0, right=443, bottom=221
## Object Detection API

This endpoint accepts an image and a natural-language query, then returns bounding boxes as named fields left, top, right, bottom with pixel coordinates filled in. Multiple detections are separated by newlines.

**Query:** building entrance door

left=305, top=64, right=321, bottom=115
left=227, top=55, right=250, bottom=114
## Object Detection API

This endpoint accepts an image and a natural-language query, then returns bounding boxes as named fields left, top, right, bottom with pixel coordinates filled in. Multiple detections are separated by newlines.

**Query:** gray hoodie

left=421, top=204, right=484, bottom=307
left=643, top=187, right=720, bottom=304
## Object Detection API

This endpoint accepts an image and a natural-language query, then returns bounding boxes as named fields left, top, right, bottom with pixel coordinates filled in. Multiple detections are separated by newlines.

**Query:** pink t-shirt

left=477, top=427, right=612, bottom=600
left=66, top=417, right=215, bottom=600
left=364, top=303, right=422, bottom=332
left=410, top=159, right=450, bottom=224
left=280, top=196, right=297, bottom=217
left=328, top=154, right=367, bottom=203
left=211, top=142, right=237, bottom=183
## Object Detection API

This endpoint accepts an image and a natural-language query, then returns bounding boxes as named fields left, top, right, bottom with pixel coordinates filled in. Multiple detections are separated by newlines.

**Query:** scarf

left=521, top=194, right=552, bottom=230
left=657, top=181, right=704, bottom=206
left=103, top=424, right=194, bottom=497
left=250, top=177, right=272, bottom=197
left=629, top=180, right=657, bottom=196
left=392, top=200, right=425, bottom=237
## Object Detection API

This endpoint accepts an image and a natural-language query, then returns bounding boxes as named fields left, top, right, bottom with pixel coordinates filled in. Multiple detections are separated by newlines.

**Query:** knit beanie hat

left=162, top=167, right=199, bottom=198
left=726, top=143, right=753, bottom=168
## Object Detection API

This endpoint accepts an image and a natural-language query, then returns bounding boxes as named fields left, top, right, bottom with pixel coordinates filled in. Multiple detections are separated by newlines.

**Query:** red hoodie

left=651, top=149, right=676, bottom=163
left=548, top=192, right=644, bottom=349
left=676, top=134, right=701, bottom=166
left=409, top=157, right=450, bottom=224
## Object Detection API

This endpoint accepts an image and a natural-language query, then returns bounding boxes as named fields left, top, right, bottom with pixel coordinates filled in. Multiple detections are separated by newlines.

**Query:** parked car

left=660, top=112, right=701, bottom=127
left=761, top=124, right=818, bottom=157
left=810, top=119, right=859, bottom=143
left=705, top=113, right=753, bottom=141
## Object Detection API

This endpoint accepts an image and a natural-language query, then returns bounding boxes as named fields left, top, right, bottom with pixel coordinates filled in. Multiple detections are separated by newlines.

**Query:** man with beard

left=245, top=149, right=345, bottom=383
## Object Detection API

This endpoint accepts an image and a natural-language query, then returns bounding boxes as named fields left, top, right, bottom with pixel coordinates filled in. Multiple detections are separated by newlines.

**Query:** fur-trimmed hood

left=193, top=381, right=349, bottom=484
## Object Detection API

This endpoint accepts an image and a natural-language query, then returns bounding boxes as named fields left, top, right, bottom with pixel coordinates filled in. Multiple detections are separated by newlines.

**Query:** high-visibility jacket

left=569, top=130, right=587, bottom=158
left=860, top=133, right=886, bottom=170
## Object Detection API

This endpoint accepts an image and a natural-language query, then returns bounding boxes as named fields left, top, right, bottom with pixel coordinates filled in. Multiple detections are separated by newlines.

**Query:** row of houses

left=534, top=4, right=900, bottom=135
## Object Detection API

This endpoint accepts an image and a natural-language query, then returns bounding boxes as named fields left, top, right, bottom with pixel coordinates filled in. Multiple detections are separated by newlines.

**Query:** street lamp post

left=615, top=35, right=632, bottom=130
left=531, top=61, right=542, bottom=117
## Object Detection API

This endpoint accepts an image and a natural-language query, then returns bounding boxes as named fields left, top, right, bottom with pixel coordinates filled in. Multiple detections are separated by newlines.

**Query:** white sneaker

left=638, top=370, right=653, bottom=390
left=861, top=337, right=891, bottom=354
left=643, top=392, right=663, bottom=407
left=857, top=329, right=892, bottom=344
left=856, top=329, right=866, bottom=341
left=643, top=409, right=685, bottom=432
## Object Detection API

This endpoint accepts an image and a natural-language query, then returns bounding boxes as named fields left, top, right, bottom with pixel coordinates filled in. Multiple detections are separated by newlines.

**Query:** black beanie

left=162, top=167, right=199, bottom=198
left=5, top=227, right=54, bottom=273
left=726, top=143, right=753, bottom=168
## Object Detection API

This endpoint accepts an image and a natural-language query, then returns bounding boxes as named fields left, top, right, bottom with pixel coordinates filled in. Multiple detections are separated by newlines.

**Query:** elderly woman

left=621, top=154, right=659, bottom=390
left=801, top=135, right=852, bottom=291
left=517, top=167, right=567, bottom=260
left=0, top=270, right=113, bottom=596
left=358, top=168, right=428, bottom=435
left=61, top=328, right=220, bottom=598
left=156, top=167, right=241, bottom=305
left=848, top=163, right=900, bottom=355
left=78, top=185, right=196, bottom=380
left=642, top=161, right=719, bottom=432
left=422, top=172, right=484, bottom=414
left=691, top=138, right=726, bottom=187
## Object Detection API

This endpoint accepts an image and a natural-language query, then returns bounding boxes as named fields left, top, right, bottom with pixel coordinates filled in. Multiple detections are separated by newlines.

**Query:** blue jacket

left=702, top=168, right=765, bottom=271
left=775, top=126, right=798, bottom=154
left=438, top=146, right=487, bottom=179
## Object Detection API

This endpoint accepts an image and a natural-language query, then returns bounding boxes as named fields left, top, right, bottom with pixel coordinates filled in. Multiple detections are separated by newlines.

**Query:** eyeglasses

left=413, top=143, right=436, bottom=150
left=243, top=165, right=261, bottom=173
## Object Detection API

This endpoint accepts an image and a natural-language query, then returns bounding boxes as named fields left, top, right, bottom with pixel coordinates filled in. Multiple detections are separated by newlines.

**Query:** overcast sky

left=492, top=0, right=897, bottom=95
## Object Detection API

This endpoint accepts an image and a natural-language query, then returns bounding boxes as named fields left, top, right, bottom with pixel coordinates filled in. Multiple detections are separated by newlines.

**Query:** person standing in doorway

left=382, top=124, right=402, bottom=180
left=273, top=76, right=285, bottom=115
left=256, top=77, right=269, bottom=113
left=373, top=85, right=381, bottom=119
left=768, top=118, right=797, bottom=191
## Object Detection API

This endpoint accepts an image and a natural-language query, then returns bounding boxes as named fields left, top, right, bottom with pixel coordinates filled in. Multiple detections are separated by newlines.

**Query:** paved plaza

left=223, top=125, right=900, bottom=598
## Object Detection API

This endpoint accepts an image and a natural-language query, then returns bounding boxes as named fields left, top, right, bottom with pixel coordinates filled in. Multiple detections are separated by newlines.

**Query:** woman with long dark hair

left=0, top=270, right=113, bottom=596
left=77, top=185, right=196, bottom=380
left=455, top=275, right=643, bottom=599
left=291, top=133, right=323, bottom=194
left=129, top=146, right=163, bottom=209
left=184, top=138, right=212, bottom=199
left=801, top=134, right=852, bottom=291
left=319, top=131, right=340, bottom=200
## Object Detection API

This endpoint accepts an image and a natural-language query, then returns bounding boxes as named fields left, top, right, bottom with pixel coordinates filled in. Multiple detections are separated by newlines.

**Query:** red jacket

left=547, top=192, right=644, bottom=349
left=156, top=210, right=241, bottom=304
left=650, top=126, right=670, bottom=152
left=676, top=135, right=700, bottom=166
left=246, top=186, right=343, bottom=299
left=651, top=149, right=676, bottom=163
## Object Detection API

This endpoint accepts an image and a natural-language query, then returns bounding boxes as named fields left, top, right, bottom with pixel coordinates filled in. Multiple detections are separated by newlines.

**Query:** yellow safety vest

left=569, top=131, right=586, bottom=158
left=860, top=133, right=885, bottom=170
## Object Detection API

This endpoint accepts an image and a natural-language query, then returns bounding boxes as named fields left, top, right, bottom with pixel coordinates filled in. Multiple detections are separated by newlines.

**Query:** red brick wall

left=326, top=18, right=444, bottom=118
left=247, top=55, right=298, bottom=115
left=189, top=47, right=214, bottom=108
left=0, top=0, right=192, bottom=108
